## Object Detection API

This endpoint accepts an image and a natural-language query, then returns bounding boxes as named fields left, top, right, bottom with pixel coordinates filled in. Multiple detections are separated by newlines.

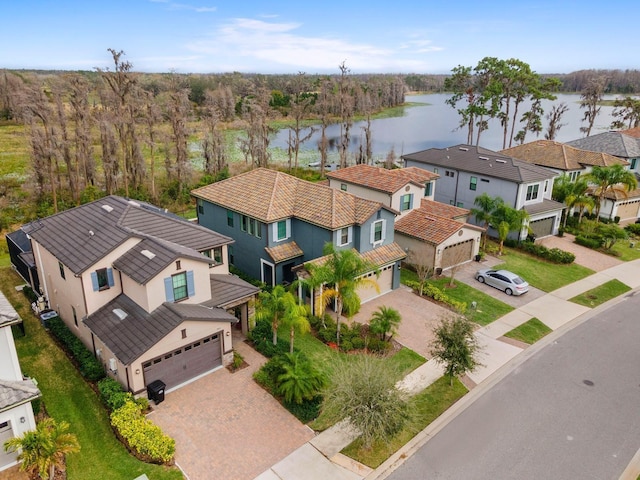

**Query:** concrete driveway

left=148, top=335, right=314, bottom=480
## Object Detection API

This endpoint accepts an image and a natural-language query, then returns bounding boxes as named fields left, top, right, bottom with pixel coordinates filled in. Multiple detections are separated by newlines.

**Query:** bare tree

left=238, top=87, right=272, bottom=168
left=579, top=76, right=607, bottom=137
left=545, top=102, right=569, bottom=140
left=141, top=90, right=161, bottom=200
left=315, top=76, right=332, bottom=175
left=201, top=90, right=228, bottom=178
left=68, top=74, right=96, bottom=195
left=338, top=61, right=354, bottom=168
left=286, top=72, right=316, bottom=172
left=406, top=246, right=434, bottom=296
left=163, top=74, right=192, bottom=193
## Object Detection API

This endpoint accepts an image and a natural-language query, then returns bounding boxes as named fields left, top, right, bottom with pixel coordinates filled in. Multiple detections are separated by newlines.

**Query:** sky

left=1, top=0, right=637, bottom=75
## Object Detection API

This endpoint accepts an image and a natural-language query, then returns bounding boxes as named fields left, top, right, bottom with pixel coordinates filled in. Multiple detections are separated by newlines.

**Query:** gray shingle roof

left=0, top=379, right=40, bottom=412
left=402, top=144, right=557, bottom=183
left=84, top=294, right=237, bottom=365
left=523, top=198, right=566, bottom=216
left=0, top=291, right=20, bottom=328
left=566, top=132, right=640, bottom=158
left=22, top=196, right=232, bottom=275
left=204, top=274, right=261, bottom=308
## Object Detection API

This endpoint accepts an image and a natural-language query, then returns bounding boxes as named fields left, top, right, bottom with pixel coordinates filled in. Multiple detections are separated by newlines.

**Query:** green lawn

left=609, top=239, right=640, bottom=261
left=341, top=376, right=467, bottom=468
left=503, top=318, right=552, bottom=344
left=0, top=267, right=183, bottom=480
left=569, top=279, right=631, bottom=308
left=493, top=247, right=594, bottom=292
left=400, top=268, right=514, bottom=327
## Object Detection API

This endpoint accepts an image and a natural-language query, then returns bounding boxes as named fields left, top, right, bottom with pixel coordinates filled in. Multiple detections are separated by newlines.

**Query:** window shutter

left=381, top=219, right=387, bottom=241
left=347, top=226, right=353, bottom=244
left=286, top=218, right=291, bottom=239
left=272, top=222, right=278, bottom=241
left=408, top=194, right=413, bottom=210
left=164, top=277, right=174, bottom=302
left=91, top=272, right=99, bottom=291
left=187, top=271, right=195, bottom=297
left=370, top=223, right=375, bottom=244
left=107, top=268, right=114, bottom=287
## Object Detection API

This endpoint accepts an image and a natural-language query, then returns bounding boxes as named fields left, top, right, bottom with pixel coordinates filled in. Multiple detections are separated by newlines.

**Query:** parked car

left=475, top=269, right=529, bottom=296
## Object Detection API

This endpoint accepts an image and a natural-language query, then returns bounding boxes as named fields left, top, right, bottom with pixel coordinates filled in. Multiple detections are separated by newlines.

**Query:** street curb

left=366, top=286, right=639, bottom=480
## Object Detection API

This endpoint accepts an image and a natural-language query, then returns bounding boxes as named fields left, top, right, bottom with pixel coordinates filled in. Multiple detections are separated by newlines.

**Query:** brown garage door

left=442, top=239, right=473, bottom=269
left=143, top=332, right=222, bottom=390
left=529, top=216, right=554, bottom=238
left=615, top=200, right=640, bottom=221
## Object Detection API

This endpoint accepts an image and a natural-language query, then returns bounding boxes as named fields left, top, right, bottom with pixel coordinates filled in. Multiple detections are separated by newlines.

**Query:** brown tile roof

left=326, top=164, right=438, bottom=194
left=301, top=243, right=406, bottom=272
left=395, top=208, right=484, bottom=245
left=265, top=241, right=304, bottom=263
left=192, top=168, right=388, bottom=230
left=418, top=198, right=469, bottom=220
left=622, top=127, right=640, bottom=139
left=501, top=140, right=628, bottom=170
left=591, top=186, right=640, bottom=201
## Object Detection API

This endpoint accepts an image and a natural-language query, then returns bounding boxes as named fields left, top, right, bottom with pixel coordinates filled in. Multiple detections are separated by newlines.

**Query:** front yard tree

left=306, top=243, right=379, bottom=346
left=431, top=316, right=481, bottom=386
left=583, top=165, right=638, bottom=220
left=322, top=354, right=409, bottom=448
left=280, top=298, right=311, bottom=354
left=254, top=285, right=302, bottom=346
left=471, top=193, right=503, bottom=249
left=553, top=174, right=591, bottom=227
left=4, top=418, right=80, bottom=480
left=491, top=203, right=529, bottom=255
left=276, top=352, right=326, bottom=405
left=406, top=246, right=433, bottom=296
left=369, top=306, right=402, bottom=342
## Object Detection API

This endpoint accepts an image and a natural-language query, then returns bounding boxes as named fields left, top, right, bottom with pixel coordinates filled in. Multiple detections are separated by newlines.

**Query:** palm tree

left=4, top=418, right=80, bottom=480
left=369, top=306, right=402, bottom=342
left=254, top=285, right=301, bottom=346
left=491, top=203, right=529, bottom=255
left=470, top=193, right=503, bottom=249
left=280, top=299, right=310, bottom=354
left=305, top=243, right=379, bottom=346
left=582, top=165, right=638, bottom=221
left=275, top=352, right=326, bottom=404
left=553, top=174, right=592, bottom=228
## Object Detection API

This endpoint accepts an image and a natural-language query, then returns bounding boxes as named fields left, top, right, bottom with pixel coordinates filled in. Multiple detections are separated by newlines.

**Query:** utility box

left=147, top=379, right=166, bottom=405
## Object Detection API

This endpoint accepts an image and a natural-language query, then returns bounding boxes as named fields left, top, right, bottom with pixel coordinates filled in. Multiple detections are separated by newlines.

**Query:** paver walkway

left=149, top=335, right=314, bottom=480
left=538, top=232, right=624, bottom=271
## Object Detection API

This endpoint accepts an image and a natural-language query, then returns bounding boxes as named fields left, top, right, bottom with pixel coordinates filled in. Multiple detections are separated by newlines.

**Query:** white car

left=475, top=269, right=529, bottom=296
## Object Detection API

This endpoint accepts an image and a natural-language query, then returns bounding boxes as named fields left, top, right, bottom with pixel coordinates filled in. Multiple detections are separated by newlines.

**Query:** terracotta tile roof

left=301, top=242, right=406, bottom=272
left=418, top=198, right=469, bottom=220
left=326, top=164, right=438, bottom=194
left=395, top=208, right=484, bottom=245
left=192, top=168, right=388, bottom=229
left=265, top=241, right=304, bottom=263
left=590, top=186, right=640, bottom=201
left=622, top=127, right=640, bottom=139
left=501, top=140, right=628, bottom=170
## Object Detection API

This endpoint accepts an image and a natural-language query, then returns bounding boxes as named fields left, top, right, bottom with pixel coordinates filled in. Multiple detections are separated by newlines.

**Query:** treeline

left=0, top=54, right=406, bottom=228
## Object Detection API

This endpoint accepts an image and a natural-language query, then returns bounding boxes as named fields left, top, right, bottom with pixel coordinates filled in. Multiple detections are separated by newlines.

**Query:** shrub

left=248, top=319, right=290, bottom=357
left=110, top=400, right=175, bottom=464
left=575, top=235, right=602, bottom=249
left=47, top=317, right=105, bottom=382
left=351, top=337, right=365, bottom=350
left=98, top=377, right=131, bottom=411
left=284, top=396, right=322, bottom=424
left=624, top=223, right=640, bottom=236
left=22, top=285, right=38, bottom=303
left=518, top=241, right=575, bottom=264
left=366, top=337, right=390, bottom=353
left=339, top=339, right=353, bottom=352
left=403, top=280, right=466, bottom=313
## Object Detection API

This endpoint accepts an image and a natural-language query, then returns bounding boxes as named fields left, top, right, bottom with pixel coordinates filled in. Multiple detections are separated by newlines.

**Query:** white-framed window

left=203, top=247, right=223, bottom=266
left=273, top=219, right=291, bottom=242
left=424, top=182, right=433, bottom=197
left=370, top=219, right=386, bottom=245
left=631, top=158, right=638, bottom=170
left=526, top=184, right=540, bottom=201
left=337, top=226, right=353, bottom=246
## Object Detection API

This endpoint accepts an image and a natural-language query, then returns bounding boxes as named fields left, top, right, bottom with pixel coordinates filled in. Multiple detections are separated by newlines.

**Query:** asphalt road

left=386, top=292, right=640, bottom=480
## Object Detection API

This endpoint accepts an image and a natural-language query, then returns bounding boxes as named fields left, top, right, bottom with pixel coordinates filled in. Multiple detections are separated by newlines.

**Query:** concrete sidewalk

left=254, top=259, right=640, bottom=480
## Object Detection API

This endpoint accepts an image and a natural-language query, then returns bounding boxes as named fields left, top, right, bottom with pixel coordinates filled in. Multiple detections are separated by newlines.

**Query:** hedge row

left=404, top=280, right=467, bottom=313
left=624, top=223, right=640, bottom=236
left=110, top=400, right=175, bottom=465
left=575, top=235, right=602, bottom=249
left=47, top=316, right=105, bottom=382
left=517, top=241, right=576, bottom=264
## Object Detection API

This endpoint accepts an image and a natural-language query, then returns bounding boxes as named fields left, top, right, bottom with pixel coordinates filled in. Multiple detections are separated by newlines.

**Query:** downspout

left=31, top=240, right=50, bottom=302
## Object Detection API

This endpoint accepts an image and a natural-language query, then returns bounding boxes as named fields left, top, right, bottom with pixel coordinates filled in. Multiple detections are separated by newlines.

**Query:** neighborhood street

left=383, top=292, right=640, bottom=480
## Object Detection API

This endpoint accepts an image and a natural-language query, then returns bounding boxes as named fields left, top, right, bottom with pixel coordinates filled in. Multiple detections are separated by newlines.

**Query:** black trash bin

left=147, top=380, right=166, bottom=404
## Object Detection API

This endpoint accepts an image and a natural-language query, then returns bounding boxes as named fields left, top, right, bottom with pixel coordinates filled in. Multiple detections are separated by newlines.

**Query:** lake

left=268, top=93, right=622, bottom=166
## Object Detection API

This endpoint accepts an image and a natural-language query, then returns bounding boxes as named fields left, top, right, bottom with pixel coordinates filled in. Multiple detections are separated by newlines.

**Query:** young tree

left=545, top=102, right=569, bottom=140
left=431, top=315, right=481, bottom=386
left=254, top=285, right=301, bottom=346
left=406, top=246, right=434, bottom=296
left=305, top=243, right=379, bottom=346
left=275, top=352, right=326, bottom=404
left=369, top=306, right=402, bottom=342
left=491, top=203, right=529, bottom=254
left=553, top=174, right=591, bottom=227
left=579, top=76, right=607, bottom=137
left=4, top=418, right=80, bottom=480
left=322, top=354, right=409, bottom=448
left=582, top=165, right=638, bottom=220
left=280, top=298, right=311, bottom=354
left=470, top=193, right=503, bottom=249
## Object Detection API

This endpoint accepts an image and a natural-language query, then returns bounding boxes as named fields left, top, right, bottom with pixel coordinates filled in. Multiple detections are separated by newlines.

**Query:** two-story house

left=191, top=168, right=406, bottom=304
left=325, top=164, right=439, bottom=217
left=21, top=196, right=259, bottom=395
left=402, top=144, right=565, bottom=239
left=0, top=291, right=40, bottom=473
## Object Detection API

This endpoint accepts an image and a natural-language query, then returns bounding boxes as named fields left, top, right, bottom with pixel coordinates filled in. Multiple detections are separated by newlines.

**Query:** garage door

left=143, top=332, right=222, bottom=390
left=0, top=421, right=17, bottom=469
left=442, top=239, right=473, bottom=269
left=529, top=216, right=554, bottom=238
left=357, top=264, right=394, bottom=303
left=615, top=200, right=640, bottom=221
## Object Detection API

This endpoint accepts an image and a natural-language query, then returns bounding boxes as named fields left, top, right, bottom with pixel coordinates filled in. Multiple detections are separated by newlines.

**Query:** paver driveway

left=148, top=335, right=314, bottom=480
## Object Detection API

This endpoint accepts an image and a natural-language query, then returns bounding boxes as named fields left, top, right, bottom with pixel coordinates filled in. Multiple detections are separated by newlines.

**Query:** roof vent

left=495, top=159, right=507, bottom=164
left=101, top=205, right=114, bottom=213
left=459, top=147, right=469, bottom=151
left=128, top=200, right=141, bottom=207
left=112, top=308, right=127, bottom=320
left=88, top=230, right=94, bottom=236
left=478, top=156, right=489, bottom=160
left=141, top=249, right=156, bottom=260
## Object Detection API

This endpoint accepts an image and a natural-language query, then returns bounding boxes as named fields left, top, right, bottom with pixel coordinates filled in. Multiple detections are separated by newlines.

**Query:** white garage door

left=442, top=239, right=474, bottom=269
left=357, top=264, right=394, bottom=303
left=0, top=421, right=17, bottom=469
left=143, top=332, right=222, bottom=390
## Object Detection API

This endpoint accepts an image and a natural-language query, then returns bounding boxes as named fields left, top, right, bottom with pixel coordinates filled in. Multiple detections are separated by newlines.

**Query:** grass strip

left=569, top=279, right=631, bottom=308
left=503, top=317, right=552, bottom=344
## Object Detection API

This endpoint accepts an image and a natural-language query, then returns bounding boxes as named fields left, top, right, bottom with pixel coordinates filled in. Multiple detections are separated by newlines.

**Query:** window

left=176, top=260, right=181, bottom=270
left=241, top=215, right=248, bottom=232
left=340, top=183, right=347, bottom=191
left=91, top=267, right=114, bottom=291
left=526, top=184, right=540, bottom=201
left=59, top=261, right=65, bottom=280
left=197, top=198, right=204, bottom=215
left=274, top=219, right=290, bottom=241
left=470, top=176, right=477, bottom=191
left=172, top=272, right=188, bottom=302
left=227, top=210, right=234, bottom=227
left=181, top=328, right=187, bottom=339
left=544, top=180, right=549, bottom=193
left=457, top=202, right=464, bottom=208
left=445, top=170, right=455, bottom=178
left=400, top=194, right=413, bottom=212
left=241, top=215, right=262, bottom=238
left=424, top=182, right=432, bottom=197
left=338, top=226, right=352, bottom=246
left=433, top=168, right=439, bottom=174
left=277, top=220, right=287, bottom=240
left=213, top=246, right=223, bottom=265
left=371, top=220, right=385, bottom=245
left=631, top=158, right=638, bottom=170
